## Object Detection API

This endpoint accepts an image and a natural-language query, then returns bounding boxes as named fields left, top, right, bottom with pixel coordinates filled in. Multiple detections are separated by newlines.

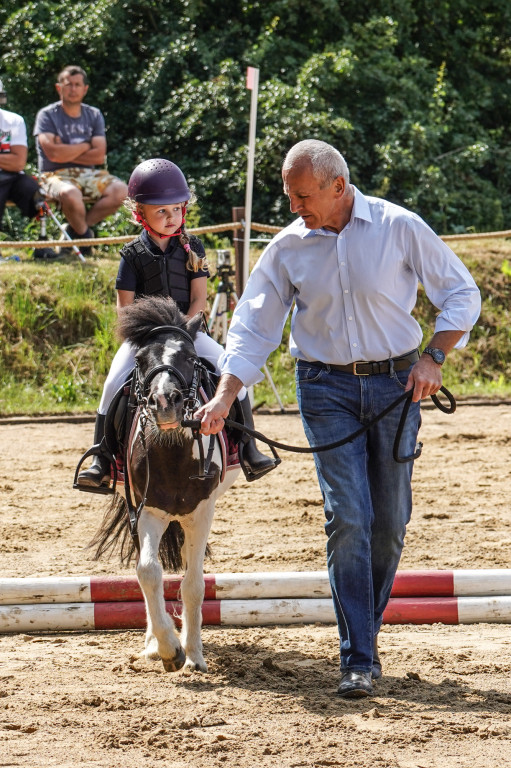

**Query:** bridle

left=126, top=325, right=216, bottom=549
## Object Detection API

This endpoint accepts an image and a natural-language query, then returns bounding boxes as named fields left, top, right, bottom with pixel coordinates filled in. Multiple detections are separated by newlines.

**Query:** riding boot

left=238, top=394, right=280, bottom=482
left=76, top=412, right=111, bottom=488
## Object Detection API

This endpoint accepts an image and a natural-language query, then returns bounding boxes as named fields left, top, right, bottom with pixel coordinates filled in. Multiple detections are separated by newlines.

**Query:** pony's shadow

left=177, top=637, right=511, bottom=717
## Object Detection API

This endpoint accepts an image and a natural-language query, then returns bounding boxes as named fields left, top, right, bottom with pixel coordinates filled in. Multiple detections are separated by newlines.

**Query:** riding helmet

left=128, top=158, right=191, bottom=205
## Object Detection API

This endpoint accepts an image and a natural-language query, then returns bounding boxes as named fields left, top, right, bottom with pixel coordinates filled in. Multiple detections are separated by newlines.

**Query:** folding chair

left=3, top=187, right=88, bottom=263
left=35, top=198, right=89, bottom=263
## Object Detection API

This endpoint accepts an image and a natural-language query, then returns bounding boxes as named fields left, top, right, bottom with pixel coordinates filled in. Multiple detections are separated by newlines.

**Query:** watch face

left=425, top=347, right=445, bottom=364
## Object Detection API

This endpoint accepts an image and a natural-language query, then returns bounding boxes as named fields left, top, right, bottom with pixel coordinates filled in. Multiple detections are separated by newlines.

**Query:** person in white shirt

left=0, top=78, right=42, bottom=229
left=195, top=139, right=481, bottom=699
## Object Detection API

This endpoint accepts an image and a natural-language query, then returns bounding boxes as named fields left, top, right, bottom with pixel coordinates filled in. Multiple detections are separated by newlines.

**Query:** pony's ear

left=186, top=312, right=205, bottom=340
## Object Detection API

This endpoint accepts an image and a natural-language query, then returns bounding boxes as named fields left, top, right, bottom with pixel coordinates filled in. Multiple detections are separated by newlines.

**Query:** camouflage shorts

left=40, top=167, right=121, bottom=202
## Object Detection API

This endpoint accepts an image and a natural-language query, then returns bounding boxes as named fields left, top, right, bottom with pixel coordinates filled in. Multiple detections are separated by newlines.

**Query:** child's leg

left=98, top=341, right=137, bottom=415
left=77, top=341, right=136, bottom=490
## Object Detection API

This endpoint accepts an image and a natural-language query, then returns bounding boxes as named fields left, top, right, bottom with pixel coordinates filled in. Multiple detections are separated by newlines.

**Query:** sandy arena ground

left=0, top=403, right=510, bottom=767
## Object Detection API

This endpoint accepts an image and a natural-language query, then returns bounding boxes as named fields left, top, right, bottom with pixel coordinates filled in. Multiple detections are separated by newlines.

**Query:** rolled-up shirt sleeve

left=219, top=246, right=295, bottom=386
left=409, top=221, right=481, bottom=348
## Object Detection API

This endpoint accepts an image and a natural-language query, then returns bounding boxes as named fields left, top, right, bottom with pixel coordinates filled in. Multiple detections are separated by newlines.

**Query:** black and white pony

left=89, top=295, right=240, bottom=672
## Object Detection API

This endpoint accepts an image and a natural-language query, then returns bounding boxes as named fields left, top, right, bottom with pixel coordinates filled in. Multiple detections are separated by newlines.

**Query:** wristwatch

left=423, top=346, right=446, bottom=366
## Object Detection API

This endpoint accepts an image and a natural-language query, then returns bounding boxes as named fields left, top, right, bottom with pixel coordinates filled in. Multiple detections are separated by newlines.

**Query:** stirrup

left=73, top=443, right=117, bottom=495
left=238, top=443, right=281, bottom=483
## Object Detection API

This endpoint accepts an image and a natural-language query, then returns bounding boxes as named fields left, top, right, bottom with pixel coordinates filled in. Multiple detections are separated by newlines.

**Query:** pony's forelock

left=117, top=296, right=192, bottom=346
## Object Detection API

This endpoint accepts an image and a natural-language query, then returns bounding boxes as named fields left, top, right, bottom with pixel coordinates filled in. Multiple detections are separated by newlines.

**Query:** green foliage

left=0, top=238, right=510, bottom=414
left=1, top=1, right=511, bottom=234
left=0, top=256, right=118, bottom=413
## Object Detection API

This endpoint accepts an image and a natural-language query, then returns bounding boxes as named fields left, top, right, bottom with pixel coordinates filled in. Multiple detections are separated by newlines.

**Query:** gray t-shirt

left=33, top=101, right=106, bottom=172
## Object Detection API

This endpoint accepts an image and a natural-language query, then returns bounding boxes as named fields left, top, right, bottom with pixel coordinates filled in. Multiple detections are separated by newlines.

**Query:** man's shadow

left=177, top=634, right=511, bottom=716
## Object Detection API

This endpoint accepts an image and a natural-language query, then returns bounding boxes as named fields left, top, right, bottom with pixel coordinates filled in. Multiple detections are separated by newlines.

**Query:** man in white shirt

left=195, top=139, right=481, bottom=698
left=0, top=78, right=42, bottom=229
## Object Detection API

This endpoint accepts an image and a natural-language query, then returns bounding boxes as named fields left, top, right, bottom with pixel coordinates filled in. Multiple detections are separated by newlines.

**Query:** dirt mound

left=0, top=405, right=510, bottom=767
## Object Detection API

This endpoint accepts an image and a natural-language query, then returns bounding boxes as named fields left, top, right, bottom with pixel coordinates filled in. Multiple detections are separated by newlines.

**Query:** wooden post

left=232, top=206, right=245, bottom=297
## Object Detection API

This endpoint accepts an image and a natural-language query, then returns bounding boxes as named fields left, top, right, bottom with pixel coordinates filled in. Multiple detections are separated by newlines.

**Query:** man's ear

left=334, top=177, right=345, bottom=196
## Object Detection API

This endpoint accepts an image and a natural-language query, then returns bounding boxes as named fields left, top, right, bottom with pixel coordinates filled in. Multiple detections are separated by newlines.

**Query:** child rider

left=75, top=158, right=278, bottom=490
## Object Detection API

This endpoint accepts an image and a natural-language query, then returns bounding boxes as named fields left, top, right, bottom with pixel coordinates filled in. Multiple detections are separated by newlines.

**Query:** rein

left=213, top=386, right=456, bottom=462
left=125, top=326, right=216, bottom=549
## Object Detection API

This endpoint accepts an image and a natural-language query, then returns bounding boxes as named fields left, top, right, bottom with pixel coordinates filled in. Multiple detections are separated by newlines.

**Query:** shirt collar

left=351, top=186, right=372, bottom=224
left=300, top=186, right=373, bottom=239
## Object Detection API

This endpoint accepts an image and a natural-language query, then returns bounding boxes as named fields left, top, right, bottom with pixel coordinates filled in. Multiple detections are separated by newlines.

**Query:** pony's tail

left=87, top=493, right=136, bottom=566
left=87, top=494, right=203, bottom=572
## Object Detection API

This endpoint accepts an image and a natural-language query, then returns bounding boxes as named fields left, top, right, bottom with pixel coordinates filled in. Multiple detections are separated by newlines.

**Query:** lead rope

left=218, top=386, right=456, bottom=460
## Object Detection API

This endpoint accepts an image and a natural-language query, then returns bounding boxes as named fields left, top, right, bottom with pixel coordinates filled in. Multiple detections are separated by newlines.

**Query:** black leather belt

left=311, top=349, right=420, bottom=376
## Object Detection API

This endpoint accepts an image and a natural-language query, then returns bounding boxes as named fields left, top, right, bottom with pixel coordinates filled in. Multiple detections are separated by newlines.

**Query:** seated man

left=0, top=77, right=43, bottom=231
left=33, top=65, right=127, bottom=254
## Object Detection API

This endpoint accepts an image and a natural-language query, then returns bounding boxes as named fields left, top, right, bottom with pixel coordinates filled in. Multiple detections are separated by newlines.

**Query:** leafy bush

left=1, top=1, right=511, bottom=233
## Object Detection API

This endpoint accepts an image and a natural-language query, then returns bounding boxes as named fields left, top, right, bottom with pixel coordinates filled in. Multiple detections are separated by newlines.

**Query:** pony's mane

left=117, top=296, right=197, bottom=346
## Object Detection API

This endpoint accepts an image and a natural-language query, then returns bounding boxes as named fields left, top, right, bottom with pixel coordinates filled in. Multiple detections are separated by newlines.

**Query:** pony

left=89, top=295, right=240, bottom=672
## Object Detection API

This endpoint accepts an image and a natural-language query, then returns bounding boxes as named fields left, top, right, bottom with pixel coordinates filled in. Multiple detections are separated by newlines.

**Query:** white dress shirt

left=220, top=187, right=481, bottom=387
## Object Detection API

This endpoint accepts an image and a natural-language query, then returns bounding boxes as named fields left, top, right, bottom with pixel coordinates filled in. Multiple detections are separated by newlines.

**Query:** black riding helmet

left=128, top=158, right=191, bottom=205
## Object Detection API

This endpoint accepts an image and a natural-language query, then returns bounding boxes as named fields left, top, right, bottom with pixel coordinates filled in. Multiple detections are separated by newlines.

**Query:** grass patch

left=0, top=237, right=510, bottom=415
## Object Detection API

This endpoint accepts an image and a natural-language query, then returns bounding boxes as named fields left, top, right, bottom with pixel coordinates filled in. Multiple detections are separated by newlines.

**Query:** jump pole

left=1, top=596, right=511, bottom=633
left=2, top=570, right=511, bottom=605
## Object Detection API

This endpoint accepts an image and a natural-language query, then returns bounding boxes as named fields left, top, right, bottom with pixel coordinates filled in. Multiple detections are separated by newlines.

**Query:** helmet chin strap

left=135, top=204, right=190, bottom=251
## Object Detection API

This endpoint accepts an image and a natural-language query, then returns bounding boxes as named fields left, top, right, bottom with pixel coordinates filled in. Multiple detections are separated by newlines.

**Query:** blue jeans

left=296, top=361, right=421, bottom=672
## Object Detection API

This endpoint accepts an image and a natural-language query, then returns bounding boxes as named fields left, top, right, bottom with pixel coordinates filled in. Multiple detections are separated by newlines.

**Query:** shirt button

left=344, top=289, right=348, bottom=294
left=341, top=261, right=345, bottom=266
left=348, top=316, right=353, bottom=320
left=353, top=342, right=358, bottom=347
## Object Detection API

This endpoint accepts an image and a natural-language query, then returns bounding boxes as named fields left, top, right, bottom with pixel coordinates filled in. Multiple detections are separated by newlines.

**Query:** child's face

left=140, top=203, right=184, bottom=236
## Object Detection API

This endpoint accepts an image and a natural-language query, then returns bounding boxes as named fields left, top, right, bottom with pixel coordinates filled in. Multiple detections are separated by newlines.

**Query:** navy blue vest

left=119, top=235, right=206, bottom=315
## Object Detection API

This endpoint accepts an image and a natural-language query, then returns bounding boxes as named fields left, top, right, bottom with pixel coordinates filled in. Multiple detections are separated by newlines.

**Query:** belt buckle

left=352, top=361, right=369, bottom=376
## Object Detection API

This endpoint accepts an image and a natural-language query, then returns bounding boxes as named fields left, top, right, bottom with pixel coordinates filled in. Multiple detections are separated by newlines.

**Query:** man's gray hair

left=283, top=140, right=350, bottom=188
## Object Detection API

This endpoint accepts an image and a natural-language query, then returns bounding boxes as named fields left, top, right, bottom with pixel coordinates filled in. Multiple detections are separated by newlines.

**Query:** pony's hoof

left=162, top=646, right=186, bottom=672
left=184, top=657, right=208, bottom=673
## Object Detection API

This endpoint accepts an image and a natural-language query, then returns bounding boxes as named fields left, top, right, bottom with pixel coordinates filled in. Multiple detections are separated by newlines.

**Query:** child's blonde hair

left=125, top=197, right=208, bottom=273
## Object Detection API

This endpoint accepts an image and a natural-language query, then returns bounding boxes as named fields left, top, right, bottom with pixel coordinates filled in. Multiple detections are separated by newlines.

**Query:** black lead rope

left=214, top=386, right=456, bottom=463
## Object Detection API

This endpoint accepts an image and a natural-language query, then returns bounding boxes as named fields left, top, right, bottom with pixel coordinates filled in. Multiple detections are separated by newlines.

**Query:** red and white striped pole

left=1, top=595, right=511, bottom=633
left=1, top=569, right=511, bottom=605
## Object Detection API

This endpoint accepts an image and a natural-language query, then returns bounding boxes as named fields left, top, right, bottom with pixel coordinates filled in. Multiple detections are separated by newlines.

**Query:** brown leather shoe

left=337, top=669, right=373, bottom=698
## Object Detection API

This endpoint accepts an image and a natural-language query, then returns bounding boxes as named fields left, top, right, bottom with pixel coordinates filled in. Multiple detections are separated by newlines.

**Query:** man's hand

left=405, top=330, right=465, bottom=402
left=194, top=373, right=243, bottom=435
left=405, top=355, right=443, bottom=402
left=194, top=396, right=231, bottom=435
